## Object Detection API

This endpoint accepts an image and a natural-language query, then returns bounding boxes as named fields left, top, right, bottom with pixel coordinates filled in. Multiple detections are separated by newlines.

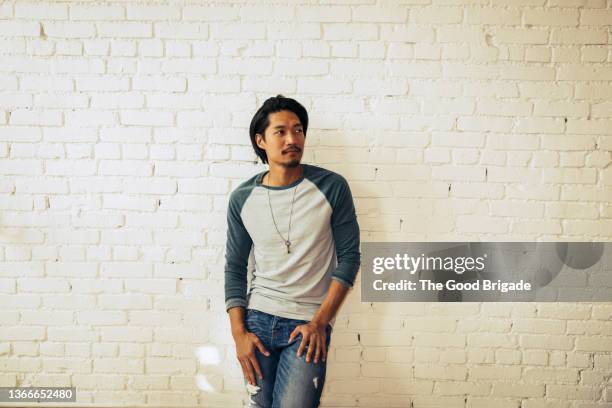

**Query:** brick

left=354, top=6, right=408, bottom=23
left=182, top=6, right=237, bottom=21
left=467, top=333, right=517, bottom=348
left=154, top=327, right=207, bottom=343
left=432, top=165, right=485, bottom=182
left=122, top=178, right=176, bottom=195
left=551, top=28, right=607, bottom=45
left=381, top=25, right=434, bottom=43
left=64, top=110, right=116, bottom=126
left=323, top=24, right=378, bottom=41
left=411, top=7, right=462, bottom=24
left=123, top=279, right=176, bottom=294
left=128, top=311, right=181, bottom=325
left=0, top=2, right=12, bottom=18
left=492, top=383, right=545, bottom=397
left=436, top=381, right=489, bottom=396
left=94, top=358, right=144, bottom=373
left=520, top=334, right=574, bottom=350
left=10, top=110, right=62, bottom=126
left=414, top=333, right=465, bottom=348
left=91, top=93, right=144, bottom=109
left=162, top=58, right=217, bottom=74
left=99, top=160, right=152, bottom=177
left=73, top=374, right=125, bottom=390
left=437, top=27, right=491, bottom=44
left=0, top=326, right=45, bottom=340
left=457, top=116, right=512, bottom=132
left=96, top=294, right=151, bottom=310
left=580, top=9, right=612, bottom=25
left=470, top=366, right=521, bottom=380
left=0, top=21, right=40, bottom=36
left=466, top=7, right=521, bottom=24
left=576, top=337, right=612, bottom=352
left=155, top=22, right=208, bottom=39
left=297, top=6, right=349, bottom=22
left=457, top=215, right=508, bottom=233
left=76, top=76, right=129, bottom=91
left=21, top=310, right=73, bottom=325
left=120, top=111, right=174, bottom=126
left=43, top=22, right=95, bottom=38
left=268, top=24, right=320, bottom=40
left=489, top=200, right=544, bottom=217
left=70, top=5, right=124, bottom=20
left=126, top=5, right=180, bottom=20
left=155, top=162, right=208, bottom=178
left=543, top=168, right=596, bottom=184
left=158, top=193, right=212, bottom=211
left=110, top=43, right=140, bottom=59
left=218, top=57, right=272, bottom=75
left=133, top=76, right=186, bottom=92
left=0, top=159, right=42, bottom=175
left=98, top=22, right=152, bottom=38
left=415, top=365, right=467, bottom=381
left=451, top=182, right=504, bottom=199
left=296, top=78, right=350, bottom=95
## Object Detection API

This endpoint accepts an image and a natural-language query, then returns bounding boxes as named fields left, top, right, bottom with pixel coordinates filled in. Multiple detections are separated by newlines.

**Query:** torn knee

left=313, top=376, right=318, bottom=389
left=246, top=383, right=260, bottom=394
left=246, top=383, right=261, bottom=407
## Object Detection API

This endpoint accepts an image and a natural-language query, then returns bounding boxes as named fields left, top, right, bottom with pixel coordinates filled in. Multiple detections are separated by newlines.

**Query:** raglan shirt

left=224, top=163, right=360, bottom=328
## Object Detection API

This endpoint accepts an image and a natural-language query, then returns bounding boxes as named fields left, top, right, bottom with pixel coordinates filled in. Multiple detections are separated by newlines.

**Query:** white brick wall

left=1, top=0, right=611, bottom=407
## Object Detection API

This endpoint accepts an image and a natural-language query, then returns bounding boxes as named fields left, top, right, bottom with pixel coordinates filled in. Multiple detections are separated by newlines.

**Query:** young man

left=224, top=95, right=361, bottom=407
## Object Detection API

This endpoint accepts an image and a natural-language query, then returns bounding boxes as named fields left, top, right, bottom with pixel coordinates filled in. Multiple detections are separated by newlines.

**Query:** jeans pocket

left=245, top=309, right=257, bottom=329
left=246, top=309, right=269, bottom=335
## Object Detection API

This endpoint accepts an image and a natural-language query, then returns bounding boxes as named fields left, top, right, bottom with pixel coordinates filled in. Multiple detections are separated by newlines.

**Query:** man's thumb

left=257, top=342, right=270, bottom=356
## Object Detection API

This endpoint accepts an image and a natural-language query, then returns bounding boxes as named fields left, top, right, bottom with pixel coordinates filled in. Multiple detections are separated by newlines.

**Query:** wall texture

left=1, top=0, right=612, bottom=407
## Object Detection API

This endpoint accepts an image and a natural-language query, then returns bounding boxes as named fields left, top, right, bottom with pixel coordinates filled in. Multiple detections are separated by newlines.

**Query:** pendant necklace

left=266, top=172, right=299, bottom=254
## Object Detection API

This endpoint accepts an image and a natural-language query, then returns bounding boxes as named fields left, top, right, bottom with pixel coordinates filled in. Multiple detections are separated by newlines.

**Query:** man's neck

left=265, top=163, right=303, bottom=187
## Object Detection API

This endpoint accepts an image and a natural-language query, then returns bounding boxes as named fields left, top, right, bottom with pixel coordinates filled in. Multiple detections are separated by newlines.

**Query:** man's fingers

left=288, top=327, right=299, bottom=343
left=238, top=358, right=246, bottom=380
left=322, top=336, right=328, bottom=362
left=255, top=339, right=270, bottom=356
left=245, top=359, right=256, bottom=385
left=314, top=337, right=322, bottom=364
left=306, top=334, right=316, bottom=362
left=249, top=354, right=264, bottom=381
left=296, top=336, right=307, bottom=357
left=240, top=358, right=256, bottom=386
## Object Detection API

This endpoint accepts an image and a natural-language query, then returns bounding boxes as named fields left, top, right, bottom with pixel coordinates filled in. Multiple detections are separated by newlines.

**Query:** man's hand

left=288, top=321, right=328, bottom=364
left=234, top=330, right=270, bottom=386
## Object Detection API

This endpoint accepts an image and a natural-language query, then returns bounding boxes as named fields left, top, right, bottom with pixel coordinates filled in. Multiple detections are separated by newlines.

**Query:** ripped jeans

left=244, top=308, right=332, bottom=408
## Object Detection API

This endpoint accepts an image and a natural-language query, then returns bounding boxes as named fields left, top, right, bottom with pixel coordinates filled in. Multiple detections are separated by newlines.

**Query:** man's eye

left=296, top=129, right=303, bottom=133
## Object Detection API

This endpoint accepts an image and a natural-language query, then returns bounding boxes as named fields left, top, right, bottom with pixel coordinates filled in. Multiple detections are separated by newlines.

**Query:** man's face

left=256, top=110, right=305, bottom=168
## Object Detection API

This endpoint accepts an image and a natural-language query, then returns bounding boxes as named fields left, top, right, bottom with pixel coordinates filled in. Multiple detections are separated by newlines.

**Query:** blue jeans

left=244, top=308, right=333, bottom=408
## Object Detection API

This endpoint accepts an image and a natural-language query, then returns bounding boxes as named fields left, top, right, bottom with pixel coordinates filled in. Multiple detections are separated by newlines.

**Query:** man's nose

left=286, top=130, right=300, bottom=144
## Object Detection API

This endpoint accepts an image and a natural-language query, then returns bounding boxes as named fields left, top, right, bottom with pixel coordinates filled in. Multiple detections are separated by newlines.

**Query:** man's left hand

left=288, top=321, right=328, bottom=364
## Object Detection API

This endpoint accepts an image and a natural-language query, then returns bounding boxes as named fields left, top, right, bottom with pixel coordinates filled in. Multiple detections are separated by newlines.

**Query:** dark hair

left=249, top=94, right=308, bottom=164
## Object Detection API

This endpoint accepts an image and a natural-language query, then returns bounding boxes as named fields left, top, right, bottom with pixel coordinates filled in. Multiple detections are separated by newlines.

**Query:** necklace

left=265, top=172, right=299, bottom=254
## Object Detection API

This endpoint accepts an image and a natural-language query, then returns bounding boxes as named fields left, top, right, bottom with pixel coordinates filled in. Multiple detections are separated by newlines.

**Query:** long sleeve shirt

left=224, top=163, right=361, bottom=326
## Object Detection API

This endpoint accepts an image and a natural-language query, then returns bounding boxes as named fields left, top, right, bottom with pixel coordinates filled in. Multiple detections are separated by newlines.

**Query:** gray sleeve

left=329, top=177, right=361, bottom=288
left=224, top=190, right=253, bottom=312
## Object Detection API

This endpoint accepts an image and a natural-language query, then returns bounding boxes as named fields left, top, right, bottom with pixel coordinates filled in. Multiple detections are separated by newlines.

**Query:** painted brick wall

left=1, top=0, right=612, bottom=407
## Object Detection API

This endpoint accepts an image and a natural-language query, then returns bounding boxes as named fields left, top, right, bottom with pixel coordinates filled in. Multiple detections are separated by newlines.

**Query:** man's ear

left=255, top=133, right=266, bottom=150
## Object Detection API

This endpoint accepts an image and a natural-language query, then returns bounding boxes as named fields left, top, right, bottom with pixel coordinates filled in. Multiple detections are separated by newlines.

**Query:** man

left=224, top=95, right=360, bottom=408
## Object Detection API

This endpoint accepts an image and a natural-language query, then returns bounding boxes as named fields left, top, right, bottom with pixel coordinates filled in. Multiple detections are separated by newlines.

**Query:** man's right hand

left=234, top=330, right=270, bottom=386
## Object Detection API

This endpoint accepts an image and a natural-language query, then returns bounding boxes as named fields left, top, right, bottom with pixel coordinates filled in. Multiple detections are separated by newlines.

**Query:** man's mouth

left=284, top=149, right=300, bottom=153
